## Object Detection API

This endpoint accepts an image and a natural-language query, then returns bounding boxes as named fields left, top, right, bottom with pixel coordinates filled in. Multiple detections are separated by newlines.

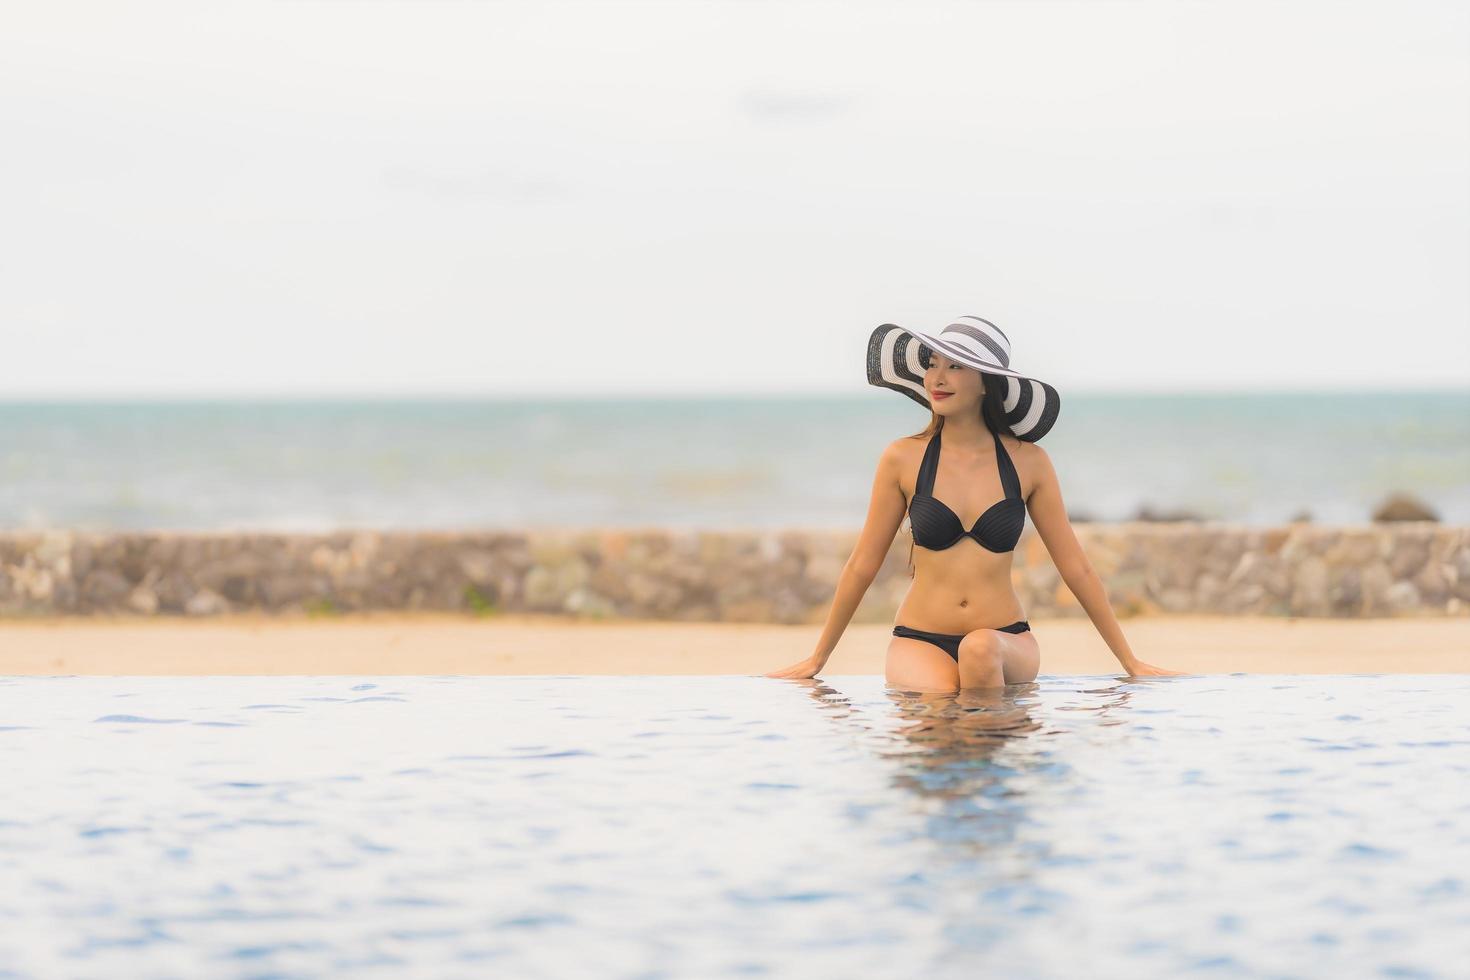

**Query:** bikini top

left=908, top=427, right=1026, bottom=553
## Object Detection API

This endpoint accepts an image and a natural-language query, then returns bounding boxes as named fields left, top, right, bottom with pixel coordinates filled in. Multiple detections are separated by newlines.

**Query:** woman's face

left=923, top=349, right=984, bottom=415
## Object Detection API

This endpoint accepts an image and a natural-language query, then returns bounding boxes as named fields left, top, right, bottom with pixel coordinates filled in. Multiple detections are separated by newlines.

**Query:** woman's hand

left=764, top=655, right=826, bottom=680
left=1125, top=659, right=1190, bottom=677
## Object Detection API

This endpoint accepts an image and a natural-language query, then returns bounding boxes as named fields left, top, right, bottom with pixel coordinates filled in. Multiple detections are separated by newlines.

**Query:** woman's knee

left=956, top=630, right=1003, bottom=666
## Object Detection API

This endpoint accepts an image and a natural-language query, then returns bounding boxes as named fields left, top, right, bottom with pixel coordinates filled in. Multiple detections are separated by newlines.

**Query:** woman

left=767, top=316, right=1183, bottom=692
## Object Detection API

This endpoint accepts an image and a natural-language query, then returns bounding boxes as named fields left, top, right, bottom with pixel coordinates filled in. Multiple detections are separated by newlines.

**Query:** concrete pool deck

left=1, top=613, right=1467, bottom=676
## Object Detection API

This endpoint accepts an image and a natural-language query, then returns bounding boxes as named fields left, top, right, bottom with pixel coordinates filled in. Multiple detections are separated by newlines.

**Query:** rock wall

left=0, top=524, right=1465, bottom=621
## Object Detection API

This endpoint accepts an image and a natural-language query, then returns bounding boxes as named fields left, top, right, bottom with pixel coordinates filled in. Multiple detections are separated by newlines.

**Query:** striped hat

left=866, top=315, right=1061, bottom=443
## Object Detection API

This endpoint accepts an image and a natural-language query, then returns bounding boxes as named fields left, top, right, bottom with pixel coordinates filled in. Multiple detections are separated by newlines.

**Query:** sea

left=0, top=391, right=1466, bottom=532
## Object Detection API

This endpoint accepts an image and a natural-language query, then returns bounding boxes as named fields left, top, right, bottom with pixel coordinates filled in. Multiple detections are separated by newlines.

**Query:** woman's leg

left=955, top=627, right=1041, bottom=690
left=885, top=634, right=961, bottom=694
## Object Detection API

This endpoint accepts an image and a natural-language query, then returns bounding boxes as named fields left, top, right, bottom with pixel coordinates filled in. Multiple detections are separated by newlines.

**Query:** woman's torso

left=893, top=428, right=1030, bottom=634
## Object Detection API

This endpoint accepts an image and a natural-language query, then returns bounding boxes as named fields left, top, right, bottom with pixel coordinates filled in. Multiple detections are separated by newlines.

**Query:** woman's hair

left=900, top=368, right=1010, bottom=575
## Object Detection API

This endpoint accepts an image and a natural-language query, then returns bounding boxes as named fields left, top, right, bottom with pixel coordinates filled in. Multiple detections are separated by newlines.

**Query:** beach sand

left=1, top=613, right=1467, bottom=675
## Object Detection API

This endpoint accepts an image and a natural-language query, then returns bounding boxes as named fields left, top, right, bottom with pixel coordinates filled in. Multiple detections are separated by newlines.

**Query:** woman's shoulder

left=1002, top=435, right=1058, bottom=498
left=878, top=435, right=914, bottom=463
left=877, top=433, right=928, bottom=478
left=886, top=431, right=931, bottom=456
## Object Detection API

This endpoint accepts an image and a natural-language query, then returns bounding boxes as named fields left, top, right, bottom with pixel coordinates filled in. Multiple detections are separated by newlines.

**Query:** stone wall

left=0, top=524, right=1465, bottom=622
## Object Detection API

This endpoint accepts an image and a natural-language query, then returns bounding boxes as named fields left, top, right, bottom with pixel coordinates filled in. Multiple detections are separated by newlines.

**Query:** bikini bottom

left=891, top=620, right=1031, bottom=663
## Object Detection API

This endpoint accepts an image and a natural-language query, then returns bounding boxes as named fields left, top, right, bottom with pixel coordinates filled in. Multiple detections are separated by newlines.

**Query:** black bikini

left=891, top=426, right=1030, bottom=663
left=892, top=621, right=1031, bottom=662
left=909, top=426, right=1026, bottom=553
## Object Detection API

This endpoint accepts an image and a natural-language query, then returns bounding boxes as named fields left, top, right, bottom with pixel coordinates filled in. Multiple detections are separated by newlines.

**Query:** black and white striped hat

left=866, top=315, right=1062, bottom=443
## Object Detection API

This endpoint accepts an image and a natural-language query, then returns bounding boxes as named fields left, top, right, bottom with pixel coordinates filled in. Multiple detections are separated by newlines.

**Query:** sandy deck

left=1, top=613, right=1467, bottom=675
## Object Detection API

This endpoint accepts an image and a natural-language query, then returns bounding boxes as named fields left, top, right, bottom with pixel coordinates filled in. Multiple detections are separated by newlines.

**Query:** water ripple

left=0, top=673, right=1462, bottom=979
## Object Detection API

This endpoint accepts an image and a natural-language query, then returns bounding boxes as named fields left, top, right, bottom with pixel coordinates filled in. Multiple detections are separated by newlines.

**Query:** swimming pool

left=1, top=673, right=1466, bottom=978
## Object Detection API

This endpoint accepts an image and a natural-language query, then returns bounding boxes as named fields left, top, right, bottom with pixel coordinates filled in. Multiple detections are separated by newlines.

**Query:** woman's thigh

left=994, top=629, right=1041, bottom=685
left=885, top=636, right=961, bottom=693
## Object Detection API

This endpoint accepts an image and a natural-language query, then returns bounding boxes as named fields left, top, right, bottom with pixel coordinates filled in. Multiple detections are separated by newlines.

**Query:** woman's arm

left=765, top=440, right=907, bottom=679
left=1023, top=443, right=1185, bottom=677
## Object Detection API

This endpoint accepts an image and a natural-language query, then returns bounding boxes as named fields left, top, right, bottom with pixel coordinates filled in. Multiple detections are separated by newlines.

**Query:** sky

left=2, top=0, right=1467, bottom=398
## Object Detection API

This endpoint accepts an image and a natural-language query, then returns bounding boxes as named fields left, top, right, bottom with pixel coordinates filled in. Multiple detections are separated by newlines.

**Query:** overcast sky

left=2, top=0, right=1466, bottom=398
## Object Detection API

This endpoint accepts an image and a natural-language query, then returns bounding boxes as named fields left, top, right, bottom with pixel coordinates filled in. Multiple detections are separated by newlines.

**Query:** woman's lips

left=931, top=392, right=952, bottom=400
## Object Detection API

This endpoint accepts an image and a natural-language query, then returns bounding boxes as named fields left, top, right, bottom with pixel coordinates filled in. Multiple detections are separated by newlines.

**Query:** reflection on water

left=0, top=673, right=1466, bottom=978
left=796, top=679, right=1138, bottom=863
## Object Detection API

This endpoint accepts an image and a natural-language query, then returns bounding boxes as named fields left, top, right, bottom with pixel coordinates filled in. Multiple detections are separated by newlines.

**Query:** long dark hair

left=902, top=369, right=1011, bottom=575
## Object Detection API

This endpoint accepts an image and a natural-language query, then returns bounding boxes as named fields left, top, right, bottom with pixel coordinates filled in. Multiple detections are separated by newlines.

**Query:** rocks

left=81, top=568, right=131, bottom=606
left=185, top=588, right=230, bottom=616
left=1372, top=494, right=1439, bottom=522
left=0, top=524, right=1466, bottom=621
left=1132, top=504, right=1208, bottom=522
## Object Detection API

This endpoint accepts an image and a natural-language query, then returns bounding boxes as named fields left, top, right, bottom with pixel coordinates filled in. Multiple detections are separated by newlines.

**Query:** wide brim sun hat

left=866, top=314, right=1061, bottom=443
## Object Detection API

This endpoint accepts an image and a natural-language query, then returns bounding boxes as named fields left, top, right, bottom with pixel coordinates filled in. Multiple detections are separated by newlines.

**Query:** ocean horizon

left=3, top=390, right=1467, bottom=532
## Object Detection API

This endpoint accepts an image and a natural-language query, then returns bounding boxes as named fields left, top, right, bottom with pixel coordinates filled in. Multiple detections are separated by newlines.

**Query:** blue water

left=1, top=391, right=1467, bottom=531
left=1, top=673, right=1466, bottom=978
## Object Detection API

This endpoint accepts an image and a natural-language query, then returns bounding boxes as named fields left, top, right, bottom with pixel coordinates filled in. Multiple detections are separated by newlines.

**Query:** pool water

left=1, top=673, right=1467, bottom=979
